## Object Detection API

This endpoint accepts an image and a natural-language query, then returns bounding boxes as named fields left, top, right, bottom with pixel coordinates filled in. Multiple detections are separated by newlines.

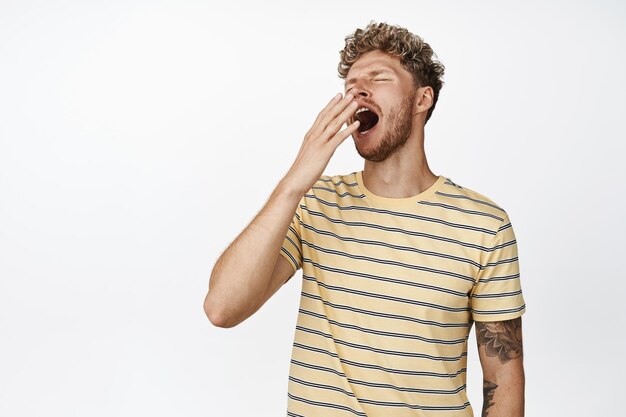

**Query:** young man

left=205, top=21, right=526, bottom=417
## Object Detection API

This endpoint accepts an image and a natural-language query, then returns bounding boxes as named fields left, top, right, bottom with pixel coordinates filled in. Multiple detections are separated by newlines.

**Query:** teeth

left=352, top=107, right=370, bottom=124
left=351, top=107, right=374, bottom=126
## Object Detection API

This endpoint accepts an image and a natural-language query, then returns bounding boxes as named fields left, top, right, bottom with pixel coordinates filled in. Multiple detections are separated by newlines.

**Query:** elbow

left=204, top=268, right=249, bottom=329
left=204, top=293, right=226, bottom=327
left=203, top=293, right=239, bottom=328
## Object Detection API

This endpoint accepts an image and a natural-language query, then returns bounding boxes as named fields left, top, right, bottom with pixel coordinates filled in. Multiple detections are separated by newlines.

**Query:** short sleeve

left=470, top=211, right=526, bottom=322
left=278, top=196, right=304, bottom=279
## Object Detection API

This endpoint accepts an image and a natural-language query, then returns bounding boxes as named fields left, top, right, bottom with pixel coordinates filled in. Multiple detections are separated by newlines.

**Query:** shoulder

left=312, top=172, right=361, bottom=195
left=317, top=172, right=358, bottom=187
left=438, top=175, right=512, bottom=229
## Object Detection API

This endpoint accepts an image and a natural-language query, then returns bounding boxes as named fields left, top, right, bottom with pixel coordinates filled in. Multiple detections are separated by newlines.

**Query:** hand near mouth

left=280, top=93, right=361, bottom=197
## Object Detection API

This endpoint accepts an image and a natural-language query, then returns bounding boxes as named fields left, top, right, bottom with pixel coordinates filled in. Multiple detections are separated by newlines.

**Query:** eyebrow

left=344, top=68, right=394, bottom=87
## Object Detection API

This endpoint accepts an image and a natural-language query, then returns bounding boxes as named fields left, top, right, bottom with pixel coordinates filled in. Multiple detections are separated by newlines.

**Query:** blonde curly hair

left=338, top=21, right=445, bottom=124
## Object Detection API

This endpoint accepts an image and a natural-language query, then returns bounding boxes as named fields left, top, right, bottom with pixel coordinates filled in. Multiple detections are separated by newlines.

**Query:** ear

left=415, top=86, right=434, bottom=113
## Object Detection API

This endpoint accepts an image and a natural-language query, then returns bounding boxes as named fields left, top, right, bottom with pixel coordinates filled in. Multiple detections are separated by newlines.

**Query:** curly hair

left=338, top=21, right=445, bottom=124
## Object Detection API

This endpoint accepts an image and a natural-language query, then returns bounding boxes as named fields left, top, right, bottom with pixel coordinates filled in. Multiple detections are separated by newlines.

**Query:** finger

left=323, top=99, right=358, bottom=138
left=312, top=93, right=344, bottom=128
left=306, top=93, right=345, bottom=140
left=316, top=93, right=355, bottom=134
left=328, top=119, right=360, bottom=147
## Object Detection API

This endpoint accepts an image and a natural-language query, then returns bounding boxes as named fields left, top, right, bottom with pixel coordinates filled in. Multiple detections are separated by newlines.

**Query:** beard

left=354, top=90, right=416, bottom=162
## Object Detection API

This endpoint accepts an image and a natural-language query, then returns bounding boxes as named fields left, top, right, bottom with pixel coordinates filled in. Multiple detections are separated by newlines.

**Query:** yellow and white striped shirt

left=280, top=170, right=526, bottom=417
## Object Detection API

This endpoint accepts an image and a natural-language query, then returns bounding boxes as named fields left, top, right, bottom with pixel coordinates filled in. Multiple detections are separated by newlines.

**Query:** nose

left=348, top=78, right=372, bottom=98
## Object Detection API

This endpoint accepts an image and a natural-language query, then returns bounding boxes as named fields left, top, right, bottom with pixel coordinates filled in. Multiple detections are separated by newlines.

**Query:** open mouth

left=354, top=108, right=380, bottom=134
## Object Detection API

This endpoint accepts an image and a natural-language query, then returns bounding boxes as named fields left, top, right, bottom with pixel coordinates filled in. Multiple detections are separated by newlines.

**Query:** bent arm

left=204, top=180, right=301, bottom=328
left=475, top=316, right=525, bottom=417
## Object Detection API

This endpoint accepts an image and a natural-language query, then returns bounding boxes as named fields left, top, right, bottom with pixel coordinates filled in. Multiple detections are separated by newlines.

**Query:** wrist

left=276, top=178, right=305, bottom=201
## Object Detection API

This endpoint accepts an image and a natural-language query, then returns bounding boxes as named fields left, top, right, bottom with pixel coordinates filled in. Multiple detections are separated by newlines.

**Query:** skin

left=475, top=317, right=525, bottom=416
left=343, top=49, right=439, bottom=198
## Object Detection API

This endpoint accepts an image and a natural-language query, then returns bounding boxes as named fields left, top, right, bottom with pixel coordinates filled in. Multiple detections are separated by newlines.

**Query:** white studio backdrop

left=1, top=0, right=625, bottom=416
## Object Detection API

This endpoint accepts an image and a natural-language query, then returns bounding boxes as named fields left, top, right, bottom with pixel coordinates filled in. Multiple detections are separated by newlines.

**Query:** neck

left=362, top=125, right=437, bottom=198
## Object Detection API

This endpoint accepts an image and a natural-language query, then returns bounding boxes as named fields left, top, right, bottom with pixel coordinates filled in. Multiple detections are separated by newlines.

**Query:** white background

left=1, top=1, right=625, bottom=416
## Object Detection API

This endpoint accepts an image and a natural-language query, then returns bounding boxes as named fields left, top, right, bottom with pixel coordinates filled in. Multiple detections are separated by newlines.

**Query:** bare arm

left=203, top=92, right=361, bottom=328
left=475, top=317, right=525, bottom=417
left=203, top=182, right=301, bottom=328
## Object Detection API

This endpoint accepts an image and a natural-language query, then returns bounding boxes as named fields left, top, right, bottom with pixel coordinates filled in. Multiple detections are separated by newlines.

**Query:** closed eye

left=345, top=79, right=391, bottom=93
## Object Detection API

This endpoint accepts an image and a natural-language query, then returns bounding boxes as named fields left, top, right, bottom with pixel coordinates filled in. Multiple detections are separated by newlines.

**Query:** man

left=204, top=20, right=526, bottom=417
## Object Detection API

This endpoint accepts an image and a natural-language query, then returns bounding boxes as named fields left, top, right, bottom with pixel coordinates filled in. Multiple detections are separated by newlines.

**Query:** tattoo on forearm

left=482, top=379, right=498, bottom=417
left=475, top=317, right=523, bottom=363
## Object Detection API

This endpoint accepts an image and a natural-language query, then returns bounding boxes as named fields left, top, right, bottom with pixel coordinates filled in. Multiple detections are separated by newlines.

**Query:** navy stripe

left=478, top=273, right=520, bottom=283
left=288, top=393, right=367, bottom=416
left=290, top=359, right=467, bottom=394
left=301, top=292, right=469, bottom=328
left=485, top=236, right=517, bottom=253
left=289, top=390, right=471, bottom=412
left=290, top=375, right=357, bottom=398
left=289, top=376, right=470, bottom=408
left=471, top=290, right=522, bottom=299
left=434, top=190, right=505, bottom=212
left=481, top=255, right=519, bottom=270
left=296, top=325, right=468, bottom=362
left=280, top=247, right=299, bottom=271
left=444, top=178, right=463, bottom=189
left=353, top=396, right=470, bottom=411
left=300, top=203, right=495, bottom=252
left=303, top=272, right=470, bottom=313
left=301, top=240, right=477, bottom=286
left=300, top=222, right=482, bottom=270
left=302, top=197, right=497, bottom=236
left=471, top=304, right=525, bottom=315
left=347, top=380, right=466, bottom=395
left=285, top=231, right=303, bottom=257
left=288, top=224, right=302, bottom=244
left=498, top=221, right=512, bottom=233
left=317, top=177, right=359, bottom=187
left=311, top=185, right=365, bottom=199
left=299, top=308, right=469, bottom=345
left=417, top=200, right=504, bottom=222
left=285, top=234, right=303, bottom=259
left=292, top=345, right=467, bottom=378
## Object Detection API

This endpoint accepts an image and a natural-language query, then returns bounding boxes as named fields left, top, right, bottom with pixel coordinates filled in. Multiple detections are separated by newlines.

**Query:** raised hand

left=281, top=93, right=360, bottom=196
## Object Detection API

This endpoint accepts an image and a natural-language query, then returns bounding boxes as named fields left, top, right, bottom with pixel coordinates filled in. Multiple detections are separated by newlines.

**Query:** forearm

left=475, top=317, right=525, bottom=417
left=204, top=179, right=302, bottom=327
left=481, top=367, right=525, bottom=417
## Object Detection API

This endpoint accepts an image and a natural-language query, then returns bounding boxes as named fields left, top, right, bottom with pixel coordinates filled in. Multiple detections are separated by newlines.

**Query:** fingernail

left=345, top=93, right=353, bottom=100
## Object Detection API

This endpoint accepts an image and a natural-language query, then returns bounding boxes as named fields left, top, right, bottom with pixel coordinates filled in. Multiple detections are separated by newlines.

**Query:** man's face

left=344, top=50, right=417, bottom=162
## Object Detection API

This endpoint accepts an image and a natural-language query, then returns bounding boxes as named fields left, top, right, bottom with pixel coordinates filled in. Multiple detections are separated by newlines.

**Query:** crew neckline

left=355, top=170, right=447, bottom=209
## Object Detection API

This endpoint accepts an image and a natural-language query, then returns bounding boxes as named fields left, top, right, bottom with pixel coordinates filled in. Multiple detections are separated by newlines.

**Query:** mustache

left=361, top=100, right=381, bottom=116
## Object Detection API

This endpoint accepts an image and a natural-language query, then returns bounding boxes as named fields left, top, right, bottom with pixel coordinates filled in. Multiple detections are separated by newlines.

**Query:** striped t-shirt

left=279, top=171, right=526, bottom=417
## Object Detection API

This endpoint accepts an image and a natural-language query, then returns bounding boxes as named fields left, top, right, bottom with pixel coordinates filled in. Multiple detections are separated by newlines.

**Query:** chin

left=354, top=139, right=382, bottom=161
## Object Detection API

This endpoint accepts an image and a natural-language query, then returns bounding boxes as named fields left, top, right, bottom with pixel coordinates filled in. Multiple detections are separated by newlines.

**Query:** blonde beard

left=355, top=91, right=415, bottom=162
